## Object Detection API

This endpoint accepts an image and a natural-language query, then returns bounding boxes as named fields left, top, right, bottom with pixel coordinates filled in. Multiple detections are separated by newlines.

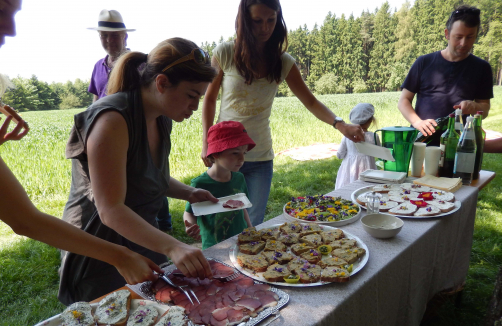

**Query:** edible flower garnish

left=71, top=311, right=83, bottom=320
left=418, top=192, right=434, bottom=201
left=410, top=200, right=427, bottom=207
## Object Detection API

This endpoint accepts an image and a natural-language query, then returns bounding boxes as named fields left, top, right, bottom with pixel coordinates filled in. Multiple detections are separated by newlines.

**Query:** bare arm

left=243, top=208, right=252, bottom=228
left=454, top=99, right=490, bottom=118
left=165, top=178, right=218, bottom=204
left=285, top=64, right=364, bottom=142
left=201, top=56, right=224, bottom=167
left=484, top=137, right=502, bottom=153
left=87, top=111, right=212, bottom=279
left=92, top=94, right=99, bottom=102
left=183, top=211, right=201, bottom=241
left=398, top=88, right=437, bottom=136
left=0, top=156, right=162, bottom=284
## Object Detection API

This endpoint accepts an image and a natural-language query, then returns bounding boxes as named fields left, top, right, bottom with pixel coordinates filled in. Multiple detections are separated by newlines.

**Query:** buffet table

left=93, top=179, right=480, bottom=326
left=198, top=180, right=479, bottom=326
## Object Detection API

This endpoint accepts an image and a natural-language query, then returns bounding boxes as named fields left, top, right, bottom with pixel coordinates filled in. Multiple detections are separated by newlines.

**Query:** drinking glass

left=365, top=192, right=382, bottom=214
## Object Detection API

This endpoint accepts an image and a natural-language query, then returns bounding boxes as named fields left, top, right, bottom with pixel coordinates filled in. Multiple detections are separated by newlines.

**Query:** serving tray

left=351, top=185, right=461, bottom=219
left=128, top=257, right=289, bottom=326
left=35, top=299, right=169, bottom=326
left=229, top=224, right=369, bottom=287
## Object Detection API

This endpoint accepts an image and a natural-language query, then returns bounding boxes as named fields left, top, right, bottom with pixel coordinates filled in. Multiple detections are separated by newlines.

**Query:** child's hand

left=184, top=220, right=201, bottom=241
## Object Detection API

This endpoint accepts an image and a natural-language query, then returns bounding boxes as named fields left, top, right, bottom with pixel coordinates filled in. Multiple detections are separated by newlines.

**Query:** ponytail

left=107, top=52, right=148, bottom=95
left=107, top=38, right=216, bottom=95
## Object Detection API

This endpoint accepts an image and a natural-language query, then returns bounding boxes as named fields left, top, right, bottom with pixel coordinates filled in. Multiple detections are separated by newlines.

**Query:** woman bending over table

left=0, top=0, right=162, bottom=300
left=0, top=105, right=162, bottom=288
left=58, top=38, right=218, bottom=305
left=201, top=0, right=365, bottom=226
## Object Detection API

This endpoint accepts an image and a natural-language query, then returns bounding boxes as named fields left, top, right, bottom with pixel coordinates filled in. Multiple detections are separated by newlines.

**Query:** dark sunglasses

left=449, top=8, right=480, bottom=21
left=161, top=48, right=210, bottom=72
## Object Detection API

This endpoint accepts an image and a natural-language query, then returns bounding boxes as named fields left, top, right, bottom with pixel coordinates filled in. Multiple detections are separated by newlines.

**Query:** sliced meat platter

left=151, top=260, right=286, bottom=326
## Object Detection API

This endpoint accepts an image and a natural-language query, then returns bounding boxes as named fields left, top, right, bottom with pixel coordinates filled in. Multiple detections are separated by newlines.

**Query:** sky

left=0, top=0, right=413, bottom=83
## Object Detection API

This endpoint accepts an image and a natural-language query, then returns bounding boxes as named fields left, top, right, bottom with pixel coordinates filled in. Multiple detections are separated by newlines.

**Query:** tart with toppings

left=263, top=264, right=291, bottom=282
left=261, top=250, right=294, bottom=264
left=239, top=241, right=266, bottom=255
left=284, top=195, right=359, bottom=223
left=320, top=267, right=350, bottom=283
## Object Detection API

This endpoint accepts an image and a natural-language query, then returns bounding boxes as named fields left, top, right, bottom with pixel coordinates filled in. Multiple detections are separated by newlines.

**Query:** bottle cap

left=476, top=111, right=483, bottom=115
left=466, top=116, right=474, bottom=123
left=449, top=113, right=455, bottom=118
left=455, top=109, right=462, bottom=115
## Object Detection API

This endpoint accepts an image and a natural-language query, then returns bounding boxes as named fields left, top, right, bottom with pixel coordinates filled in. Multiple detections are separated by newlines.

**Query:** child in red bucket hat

left=184, top=121, right=255, bottom=249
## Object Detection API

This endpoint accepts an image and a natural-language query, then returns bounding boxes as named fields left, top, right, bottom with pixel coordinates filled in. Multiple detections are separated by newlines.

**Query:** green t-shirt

left=185, top=171, right=249, bottom=249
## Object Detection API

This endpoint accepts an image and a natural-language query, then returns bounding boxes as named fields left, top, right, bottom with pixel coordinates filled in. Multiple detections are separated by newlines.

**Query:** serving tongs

left=158, top=272, right=199, bottom=305
left=171, top=270, right=240, bottom=282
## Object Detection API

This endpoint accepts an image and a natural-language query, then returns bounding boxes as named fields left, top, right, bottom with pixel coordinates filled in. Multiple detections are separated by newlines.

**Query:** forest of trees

left=2, top=0, right=501, bottom=111
left=203, top=0, right=502, bottom=96
left=1, top=76, right=93, bottom=111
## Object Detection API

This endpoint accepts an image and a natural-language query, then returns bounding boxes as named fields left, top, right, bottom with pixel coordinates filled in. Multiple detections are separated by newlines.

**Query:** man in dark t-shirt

left=398, top=5, right=493, bottom=140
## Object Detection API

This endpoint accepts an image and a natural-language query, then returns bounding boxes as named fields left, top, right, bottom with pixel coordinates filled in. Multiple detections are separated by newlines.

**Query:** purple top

left=88, top=56, right=111, bottom=99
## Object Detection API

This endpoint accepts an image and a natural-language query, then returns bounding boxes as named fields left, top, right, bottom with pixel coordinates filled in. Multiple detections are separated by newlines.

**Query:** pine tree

left=367, top=2, right=395, bottom=92
left=387, top=1, right=417, bottom=90
left=359, top=10, right=375, bottom=83
left=475, top=20, right=502, bottom=85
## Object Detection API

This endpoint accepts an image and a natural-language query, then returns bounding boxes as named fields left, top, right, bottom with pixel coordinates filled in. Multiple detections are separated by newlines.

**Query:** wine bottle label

left=454, top=152, right=475, bottom=173
left=455, top=122, right=463, bottom=133
left=439, top=144, right=445, bottom=167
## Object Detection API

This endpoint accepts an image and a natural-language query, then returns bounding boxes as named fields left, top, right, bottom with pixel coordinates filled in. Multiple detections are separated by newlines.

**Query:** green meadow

left=0, top=88, right=501, bottom=325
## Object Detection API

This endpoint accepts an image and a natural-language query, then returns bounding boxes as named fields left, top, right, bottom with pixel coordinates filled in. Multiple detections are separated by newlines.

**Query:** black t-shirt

left=401, top=51, right=493, bottom=120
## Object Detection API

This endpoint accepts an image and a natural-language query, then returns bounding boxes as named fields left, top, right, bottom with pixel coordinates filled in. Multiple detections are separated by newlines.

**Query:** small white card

left=354, top=141, right=395, bottom=161
left=191, top=193, right=252, bottom=216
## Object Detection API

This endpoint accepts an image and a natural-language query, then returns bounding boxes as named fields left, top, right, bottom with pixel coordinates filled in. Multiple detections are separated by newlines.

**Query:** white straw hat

left=87, top=9, right=135, bottom=32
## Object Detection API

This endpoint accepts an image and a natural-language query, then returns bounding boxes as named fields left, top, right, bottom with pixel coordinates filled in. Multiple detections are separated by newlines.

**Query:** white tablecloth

left=202, top=180, right=479, bottom=326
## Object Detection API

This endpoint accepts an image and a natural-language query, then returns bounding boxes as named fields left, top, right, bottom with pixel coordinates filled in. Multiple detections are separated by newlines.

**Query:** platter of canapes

left=351, top=183, right=461, bottom=218
left=229, top=222, right=369, bottom=287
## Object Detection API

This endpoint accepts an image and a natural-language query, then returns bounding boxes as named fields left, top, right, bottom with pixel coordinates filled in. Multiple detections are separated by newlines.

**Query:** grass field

left=0, top=89, right=501, bottom=325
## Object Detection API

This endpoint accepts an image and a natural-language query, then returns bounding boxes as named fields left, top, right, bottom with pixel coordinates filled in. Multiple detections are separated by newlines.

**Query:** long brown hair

left=107, top=37, right=216, bottom=95
left=234, top=0, right=288, bottom=85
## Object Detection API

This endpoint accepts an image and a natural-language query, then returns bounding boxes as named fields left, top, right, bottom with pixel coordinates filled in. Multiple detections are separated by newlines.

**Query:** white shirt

left=214, top=42, right=296, bottom=161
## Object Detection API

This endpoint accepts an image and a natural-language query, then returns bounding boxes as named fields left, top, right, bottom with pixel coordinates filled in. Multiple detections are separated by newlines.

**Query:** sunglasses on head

left=449, top=8, right=480, bottom=21
left=161, top=48, right=210, bottom=72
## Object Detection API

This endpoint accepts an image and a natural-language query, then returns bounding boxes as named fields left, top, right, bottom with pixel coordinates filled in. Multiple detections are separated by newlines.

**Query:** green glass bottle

left=415, top=114, right=451, bottom=144
left=454, top=116, right=477, bottom=185
left=438, top=113, right=459, bottom=178
left=473, top=111, right=486, bottom=180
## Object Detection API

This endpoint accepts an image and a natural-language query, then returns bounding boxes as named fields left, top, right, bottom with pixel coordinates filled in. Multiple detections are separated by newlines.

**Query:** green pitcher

left=374, top=126, right=418, bottom=174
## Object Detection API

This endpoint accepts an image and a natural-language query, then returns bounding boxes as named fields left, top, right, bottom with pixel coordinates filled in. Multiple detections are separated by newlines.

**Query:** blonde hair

left=107, top=37, right=216, bottom=95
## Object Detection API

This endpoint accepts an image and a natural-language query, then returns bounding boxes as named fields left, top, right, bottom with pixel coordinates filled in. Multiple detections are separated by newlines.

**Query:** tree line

left=1, top=75, right=92, bottom=111
left=3, top=0, right=501, bottom=111
left=203, top=0, right=501, bottom=96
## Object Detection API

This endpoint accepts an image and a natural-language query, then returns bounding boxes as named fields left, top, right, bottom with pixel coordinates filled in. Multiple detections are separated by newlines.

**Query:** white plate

left=229, top=223, right=369, bottom=287
left=282, top=198, right=362, bottom=227
left=34, top=299, right=169, bottom=326
left=351, top=185, right=461, bottom=219
left=191, top=193, right=252, bottom=216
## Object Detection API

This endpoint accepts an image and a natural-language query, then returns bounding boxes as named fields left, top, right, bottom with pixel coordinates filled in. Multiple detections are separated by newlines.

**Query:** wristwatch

left=333, top=116, right=344, bottom=130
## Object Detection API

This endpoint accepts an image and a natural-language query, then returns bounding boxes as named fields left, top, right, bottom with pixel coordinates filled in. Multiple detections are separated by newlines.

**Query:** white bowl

left=361, top=213, right=404, bottom=239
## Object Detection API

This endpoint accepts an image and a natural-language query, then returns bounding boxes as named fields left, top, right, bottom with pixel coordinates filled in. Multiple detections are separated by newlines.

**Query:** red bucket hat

left=206, top=121, right=256, bottom=157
